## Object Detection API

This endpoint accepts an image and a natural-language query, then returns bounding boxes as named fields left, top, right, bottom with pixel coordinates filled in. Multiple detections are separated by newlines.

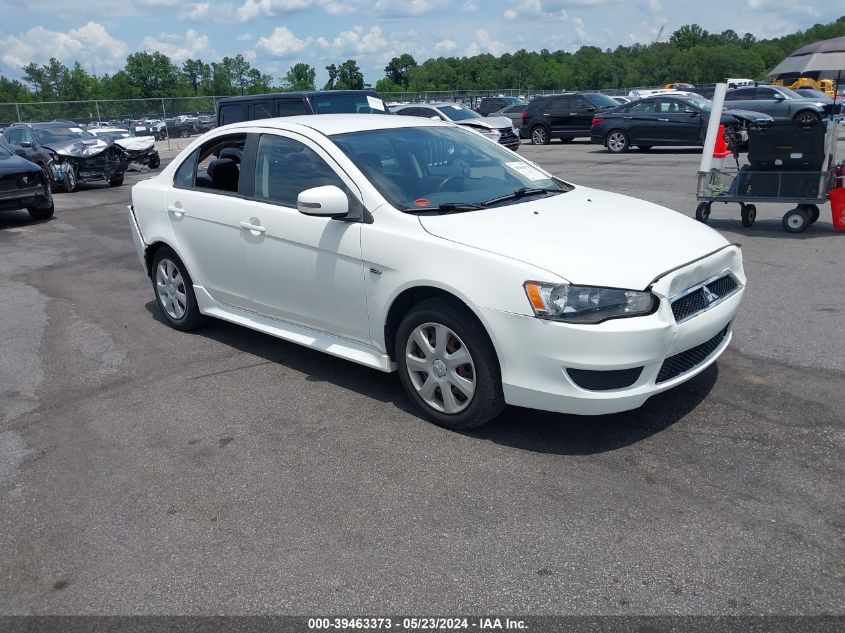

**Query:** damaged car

left=3, top=121, right=129, bottom=192
left=0, top=138, right=53, bottom=220
left=89, top=128, right=160, bottom=170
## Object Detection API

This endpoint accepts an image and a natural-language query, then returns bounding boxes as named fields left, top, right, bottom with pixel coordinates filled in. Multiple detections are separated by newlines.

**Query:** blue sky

left=0, top=0, right=840, bottom=87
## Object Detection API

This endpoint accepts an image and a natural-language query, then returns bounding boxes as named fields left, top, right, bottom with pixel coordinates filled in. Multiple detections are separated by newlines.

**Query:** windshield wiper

left=479, top=187, right=562, bottom=207
left=434, top=202, right=485, bottom=214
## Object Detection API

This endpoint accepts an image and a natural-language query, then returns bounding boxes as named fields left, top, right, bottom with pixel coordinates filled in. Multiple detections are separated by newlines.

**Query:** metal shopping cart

left=694, top=118, right=841, bottom=233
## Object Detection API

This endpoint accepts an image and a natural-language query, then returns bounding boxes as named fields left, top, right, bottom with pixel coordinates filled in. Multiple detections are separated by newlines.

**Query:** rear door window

left=247, top=102, right=274, bottom=120
left=547, top=97, right=571, bottom=115
left=218, top=105, right=245, bottom=125
left=276, top=100, right=309, bottom=116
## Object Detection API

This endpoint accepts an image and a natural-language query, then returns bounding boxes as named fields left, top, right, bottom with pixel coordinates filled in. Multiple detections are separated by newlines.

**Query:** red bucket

left=830, top=187, right=845, bottom=232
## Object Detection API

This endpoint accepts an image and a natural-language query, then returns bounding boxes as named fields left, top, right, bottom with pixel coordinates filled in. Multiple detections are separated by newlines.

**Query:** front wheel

left=782, top=206, right=810, bottom=233
left=151, top=247, right=205, bottom=331
left=606, top=129, right=629, bottom=153
left=108, top=173, right=124, bottom=187
left=793, top=111, right=820, bottom=126
left=63, top=165, right=77, bottom=193
left=148, top=153, right=160, bottom=169
left=27, top=202, right=54, bottom=221
left=396, top=298, right=504, bottom=430
left=741, top=203, right=756, bottom=227
left=530, top=125, right=550, bottom=145
left=695, top=201, right=711, bottom=223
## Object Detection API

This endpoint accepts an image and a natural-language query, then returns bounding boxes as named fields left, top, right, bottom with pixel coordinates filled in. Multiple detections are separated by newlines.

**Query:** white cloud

left=0, top=21, right=127, bottom=72
left=180, top=2, right=213, bottom=20
left=648, top=0, right=662, bottom=10
left=133, top=0, right=181, bottom=5
left=373, top=0, right=449, bottom=17
left=466, top=29, right=509, bottom=57
left=317, top=26, right=389, bottom=56
left=463, top=0, right=478, bottom=10
left=255, top=26, right=313, bottom=57
left=572, top=17, right=589, bottom=40
left=140, top=28, right=214, bottom=62
left=502, top=0, right=569, bottom=21
left=434, top=39, right=457, bottom=54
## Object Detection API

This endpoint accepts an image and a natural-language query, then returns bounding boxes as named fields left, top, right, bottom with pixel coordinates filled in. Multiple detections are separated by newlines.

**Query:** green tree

left=283, top=63, right=316, bottom=91
left=670, top=24, right=710, bottom=51
left=335, top=60, right=364, bottom=90
left=124, top=51, right=179, bottom=97
left=182, top=58, right=210, bottom=95
left=324, top=64, right=338, bottom=90
left=384, top=54, right=417, bottom=87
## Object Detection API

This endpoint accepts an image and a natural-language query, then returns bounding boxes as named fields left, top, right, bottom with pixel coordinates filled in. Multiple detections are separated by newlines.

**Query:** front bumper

left=0, top=185, right=49, bottom=210
left=480, top=246, right=745, bottom=416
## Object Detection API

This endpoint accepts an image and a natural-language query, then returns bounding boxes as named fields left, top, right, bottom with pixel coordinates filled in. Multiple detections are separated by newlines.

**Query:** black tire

left=530, top=125, right=550, bottom=145
left=180, top=129, right=190, bottom=138
left=395, top=298, right=504, bottom=430
left=805, top=204, right=820, bottom=224
left=695, top=201, right=711, bottom=223
left=150, top=247, right=205, bottom=331
left=149, top=153, right=161, bottom=169
left=637, top=145, right=653, bottom=151
left=782, top=207, right=809, bottom=233
left=741, top=203, right=756, bottom=227
left=793, top=111, right=821, bottom=126
left=108, top=173, right=124, bottom=187
left=63, top=165, right=77, bottom=193
left=606, top=129, right=629, bottom=153
left=27, top=173, right=54, bottom=220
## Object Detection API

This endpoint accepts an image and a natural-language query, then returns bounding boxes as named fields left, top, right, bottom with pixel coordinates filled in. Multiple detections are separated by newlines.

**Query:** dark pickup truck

left=216, top=90, right=390, bottom=126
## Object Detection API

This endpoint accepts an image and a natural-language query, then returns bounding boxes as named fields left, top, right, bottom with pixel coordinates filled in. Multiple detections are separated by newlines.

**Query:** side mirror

left=773, top=93, right=785, bottom=100
left=297, top=185, right=349, bottom=218
left=430, top=115, right=441, bottom=121
left=20, top=141, right=33, bottom=148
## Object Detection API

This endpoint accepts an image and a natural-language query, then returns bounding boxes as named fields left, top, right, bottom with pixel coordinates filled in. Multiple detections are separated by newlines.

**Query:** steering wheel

left=436, top=175, right=465, bottom=193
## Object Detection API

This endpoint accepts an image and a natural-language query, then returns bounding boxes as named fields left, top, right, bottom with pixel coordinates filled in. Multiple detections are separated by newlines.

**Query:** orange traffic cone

left=712, top=124, right=730, bottom=169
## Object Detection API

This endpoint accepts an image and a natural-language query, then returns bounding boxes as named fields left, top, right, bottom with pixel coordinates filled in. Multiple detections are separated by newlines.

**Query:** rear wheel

left=180, top=129, right=190, bottom=138
left=396, top=298, right=504, bottom=430
left=530, top=125, right=550, bottom=145
left=151, top=247, right=204, bottom=331
left=606, top=129, right=629, bottom=153
left=108, top=173, right=124, bottom=187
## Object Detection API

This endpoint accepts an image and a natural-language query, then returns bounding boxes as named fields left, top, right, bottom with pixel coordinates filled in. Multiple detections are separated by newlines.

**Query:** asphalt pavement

left=0, top=138, right=842, bottom=616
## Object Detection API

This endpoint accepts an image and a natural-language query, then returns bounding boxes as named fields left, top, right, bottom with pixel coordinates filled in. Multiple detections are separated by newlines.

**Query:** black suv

left=477, top=96, right=523, bottom=117
left=217, top=90, right=390, bottom=126
left=520, top=92, right=620, bottom=144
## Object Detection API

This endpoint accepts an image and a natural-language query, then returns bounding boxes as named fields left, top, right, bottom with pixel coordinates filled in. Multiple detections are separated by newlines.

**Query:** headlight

left=524, top=281, right=656, bottom=324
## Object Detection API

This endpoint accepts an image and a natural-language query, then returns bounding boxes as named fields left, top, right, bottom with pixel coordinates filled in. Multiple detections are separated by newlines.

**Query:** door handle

left=240, top=221, right=266, bottom=234
left=570, top=113, right=578, bottom=116
left=166, top=204, right=184, bottom=217
left=623, top=115, right=633, bottom=119
left=658, top=118, right=669, bottom=122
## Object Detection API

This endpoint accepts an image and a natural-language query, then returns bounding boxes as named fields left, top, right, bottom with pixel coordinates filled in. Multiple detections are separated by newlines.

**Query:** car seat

left=206, top=158, right=239, bottom=192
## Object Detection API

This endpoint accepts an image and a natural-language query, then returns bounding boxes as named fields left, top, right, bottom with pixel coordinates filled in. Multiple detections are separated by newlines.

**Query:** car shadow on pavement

left=705, top=217, right=839, bottom=239
left=145, top=301, right=718, bottom=454
left=0, top=210, right=52, bottom=230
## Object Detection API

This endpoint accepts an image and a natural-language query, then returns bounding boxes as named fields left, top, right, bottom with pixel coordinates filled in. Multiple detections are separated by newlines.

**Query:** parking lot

left=1, top=138, right=843, bottom=616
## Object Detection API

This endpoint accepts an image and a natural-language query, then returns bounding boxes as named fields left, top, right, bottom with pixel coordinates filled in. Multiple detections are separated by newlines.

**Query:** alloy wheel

left=531, top=127, right=547, bottom=144
left=405, top=322, right=476, bottom=414
left=155, top=258, right=188, bottom=320
left=607, top=131, right=627, bottom=152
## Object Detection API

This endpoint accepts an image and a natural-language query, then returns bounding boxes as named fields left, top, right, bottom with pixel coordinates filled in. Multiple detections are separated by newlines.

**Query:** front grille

left=0, top=175, right=17, bottom=192
left=656, top=324, right=730, bottom=383
left=498, top=127, right=518, bottom=143
left=568, top=367, right=643, bottom=391
left=671, top=274, right=739, bottom=323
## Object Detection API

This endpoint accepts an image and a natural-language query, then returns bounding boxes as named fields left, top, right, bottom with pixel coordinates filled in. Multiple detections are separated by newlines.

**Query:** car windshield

left=678, top=96, right=712, bottom=111
left=588, top=93, right=621, bottom=108
left=312, top=93, right=390, bottom=114
left=100, top=131, right=132, bottom=141
left=33, top=126, right=94, bottom=144
left=438, top=105, right=481, bottom=121
left=778, top=87, right=805, bottom=100
left=331, top=125, right=569, bottom=213
left=0, top=143, right=11, bottom=157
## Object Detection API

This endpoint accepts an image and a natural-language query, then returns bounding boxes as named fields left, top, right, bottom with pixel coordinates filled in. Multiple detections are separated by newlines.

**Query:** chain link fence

left=0, top=88, right=651, bottom=129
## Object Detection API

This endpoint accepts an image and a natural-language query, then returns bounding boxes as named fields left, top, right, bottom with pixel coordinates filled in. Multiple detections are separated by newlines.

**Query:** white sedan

left=129, top=114, right=745, bottom=430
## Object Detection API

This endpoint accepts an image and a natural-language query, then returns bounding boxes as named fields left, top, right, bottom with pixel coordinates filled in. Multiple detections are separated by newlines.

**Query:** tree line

left=0, top=16, right=843, bottom=104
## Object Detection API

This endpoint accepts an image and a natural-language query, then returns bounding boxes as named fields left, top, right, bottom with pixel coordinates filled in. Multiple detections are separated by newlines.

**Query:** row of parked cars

left=0, top=120, right=163, bottom=220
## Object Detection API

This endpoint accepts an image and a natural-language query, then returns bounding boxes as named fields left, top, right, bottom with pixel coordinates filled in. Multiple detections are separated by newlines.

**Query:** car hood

left=44, top=138, right=110, bottom=158
left=115, top=136, right=156, bottom=152
left=721, top=108, right=772, bottom=123
left=418, top=185, right=729, bottom=290
left=457, top=116, right=514, bottom=130
left=0, top=152, right=41, bottom=177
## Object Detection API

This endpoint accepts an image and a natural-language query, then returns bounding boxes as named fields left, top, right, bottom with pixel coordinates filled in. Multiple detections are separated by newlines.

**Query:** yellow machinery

left=773, top=77, right=835, bottom=96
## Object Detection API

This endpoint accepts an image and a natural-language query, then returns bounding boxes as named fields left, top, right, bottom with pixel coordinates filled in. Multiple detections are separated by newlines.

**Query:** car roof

left=24, top=121, right=79, bottom=128
left=217, top=90, right=379, bottom=104
left=222, top=113, right=444, bottom=137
